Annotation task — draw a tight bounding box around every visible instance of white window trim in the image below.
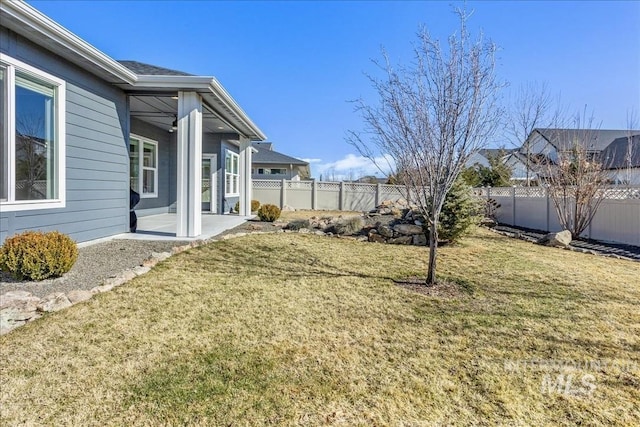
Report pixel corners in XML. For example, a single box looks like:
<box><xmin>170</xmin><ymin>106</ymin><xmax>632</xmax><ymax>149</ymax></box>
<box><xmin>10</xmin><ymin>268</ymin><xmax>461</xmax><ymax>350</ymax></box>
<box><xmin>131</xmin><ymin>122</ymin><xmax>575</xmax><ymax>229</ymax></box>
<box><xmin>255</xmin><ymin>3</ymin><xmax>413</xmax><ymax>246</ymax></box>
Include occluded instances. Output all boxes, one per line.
<box><xmin>130</xmin><ymin>134</ymin><xmax>158</xmax><ymax>198</ymax></box>
<box><xmin>225</xmin><ymin>149</ymin><xmax>239</xmax><ymax>197</ymax></box>
<box><xmin>0</xmin><ymin>53</ymin><xmax>66</xmax><ymax>212</ymax></box>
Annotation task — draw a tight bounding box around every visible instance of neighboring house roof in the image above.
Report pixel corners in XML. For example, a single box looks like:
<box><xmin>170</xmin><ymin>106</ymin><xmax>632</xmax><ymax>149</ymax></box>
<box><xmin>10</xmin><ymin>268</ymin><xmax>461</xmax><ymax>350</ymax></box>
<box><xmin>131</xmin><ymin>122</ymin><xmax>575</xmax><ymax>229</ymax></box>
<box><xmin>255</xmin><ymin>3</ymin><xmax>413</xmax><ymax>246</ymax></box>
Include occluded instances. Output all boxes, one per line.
<box><xmin>532</xmin><ymin>128</ymin><xmax>640</xmax><ymax>152</ymax></box>
<box><xmin>600</xmin><ymin>134</ymin><xmax>640</xmax><ymax>169</ymax></box>
<box><xmin>479</xmin><ymin>148</ymin><xmax>512</xmax><ymax>159</ymax></box>
<box><xmin>252</xmin><ymin>143</ymin><xmax>309</xmax><ymax>166</ymax></box>
<box><xmin>118</xmin><ymin>60</ymin><xmax>193</xmax><ymax>76</ymax></box>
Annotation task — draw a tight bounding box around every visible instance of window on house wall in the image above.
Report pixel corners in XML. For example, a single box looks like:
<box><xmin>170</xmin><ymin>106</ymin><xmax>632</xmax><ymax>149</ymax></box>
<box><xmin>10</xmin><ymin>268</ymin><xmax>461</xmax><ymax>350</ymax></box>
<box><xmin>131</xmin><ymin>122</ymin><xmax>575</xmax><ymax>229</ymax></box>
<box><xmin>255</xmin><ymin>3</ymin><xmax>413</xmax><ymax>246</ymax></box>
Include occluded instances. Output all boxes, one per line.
<box><xmin>225</xmin><ymin>150</ymin><xmax>239</xmax><ymax>196</ymax></box>
<box><xmin>129</xmin><ymin>135</ymin><xmax>157</xmax><ymax>198</ymax></box>
<box><xmin>0</xmin><ymin>54</ymin><xmax>66</xmax><ymax>211</ymax></box>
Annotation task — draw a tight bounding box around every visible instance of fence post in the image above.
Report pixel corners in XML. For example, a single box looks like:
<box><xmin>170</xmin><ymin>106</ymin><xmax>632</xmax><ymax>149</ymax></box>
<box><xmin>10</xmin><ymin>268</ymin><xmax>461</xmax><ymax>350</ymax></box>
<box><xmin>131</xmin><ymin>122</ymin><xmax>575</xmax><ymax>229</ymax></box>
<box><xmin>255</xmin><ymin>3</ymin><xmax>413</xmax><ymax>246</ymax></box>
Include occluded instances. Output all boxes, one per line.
<box><xmin>280</xmin><ymin>179</ymin><xmax>286</xmax><ymax>209</ymax></box>
<box><xmin>545</xmin><ymin>186</ymin><xmax>550</xmax><ymax>232</ymax></box>
<box><xmin>512</xmin><ymin>187</ymin><xmax>516</xmax><ymax>226</ymax></box>
<box><xmin>376</xmin><ymin>183</ymin><xmax>381</xmax><ymax>207</ymax></box>
<box><xmin>312</xmin><ymin>180</ymin><xmax>317</xmax><ymax>210</ymax></box>
<box><xmin>339</xmin><ymin>181</ymin><xmax>345</xmax><ymax>211</ymax></box>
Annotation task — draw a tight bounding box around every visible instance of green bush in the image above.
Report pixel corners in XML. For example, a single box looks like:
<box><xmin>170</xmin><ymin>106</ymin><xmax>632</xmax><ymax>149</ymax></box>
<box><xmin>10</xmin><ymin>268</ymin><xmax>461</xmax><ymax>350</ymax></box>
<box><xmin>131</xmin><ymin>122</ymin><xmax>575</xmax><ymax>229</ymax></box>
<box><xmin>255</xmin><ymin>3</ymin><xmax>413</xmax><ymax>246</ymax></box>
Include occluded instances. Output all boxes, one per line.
<box><xmin>333</xmin><ymin>216</ymin><xmax>364</xmax><ymax>235</ymax></box>
<box><xmin>234</xmin><ymin>200</ymin><xmax>261</xmax><ymax>213</ymax></box>
<box><xmin>257</xmin><ymin>204</ymin><xmax>281</xmax><ymax>222</ymax></box>
<box><xmin>0</xmin><ymin>231</ymin><xmax>78</xmax><ymax>281</ymax></box>
<box><xmin>438</xmin><ymin>178</ymin><xmax>482</xmax><ymax>242</ymax></box>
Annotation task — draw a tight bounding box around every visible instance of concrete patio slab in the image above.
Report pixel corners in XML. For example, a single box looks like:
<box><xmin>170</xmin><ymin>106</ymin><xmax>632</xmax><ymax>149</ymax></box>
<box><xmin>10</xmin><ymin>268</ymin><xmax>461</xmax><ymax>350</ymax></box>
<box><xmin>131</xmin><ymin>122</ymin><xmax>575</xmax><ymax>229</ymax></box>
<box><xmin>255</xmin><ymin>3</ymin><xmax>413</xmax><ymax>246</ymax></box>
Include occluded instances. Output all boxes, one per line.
<box><xmin>115</xmin><ymin>213</ymin><xmax>251</xmax><ymax>242</ymax></box>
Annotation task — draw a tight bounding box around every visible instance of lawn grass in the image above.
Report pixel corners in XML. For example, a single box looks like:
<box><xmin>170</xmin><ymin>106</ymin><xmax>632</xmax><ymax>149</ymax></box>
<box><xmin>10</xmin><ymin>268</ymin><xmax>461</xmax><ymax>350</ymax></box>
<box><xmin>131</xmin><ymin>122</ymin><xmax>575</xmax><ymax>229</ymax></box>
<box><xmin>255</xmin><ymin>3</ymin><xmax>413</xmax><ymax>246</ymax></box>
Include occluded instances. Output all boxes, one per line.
<box><xmin>0</xmin><ymin>228</ymin><xmax>638</xmax><ymax>425</ymax></box>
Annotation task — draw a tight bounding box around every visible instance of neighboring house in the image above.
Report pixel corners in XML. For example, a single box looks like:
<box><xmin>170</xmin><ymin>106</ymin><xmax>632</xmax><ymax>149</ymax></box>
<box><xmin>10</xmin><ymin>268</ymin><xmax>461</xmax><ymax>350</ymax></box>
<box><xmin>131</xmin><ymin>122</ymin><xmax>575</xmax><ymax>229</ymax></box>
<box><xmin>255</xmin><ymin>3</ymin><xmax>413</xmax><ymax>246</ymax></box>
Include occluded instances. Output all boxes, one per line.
<box><xmin>465</xmin><ymin>148</ymin><xmax>505</xmax><ymax>169</ymax></box>
<box><xmin>251</xmin><ymin>142</ymin><xmax>309</xmax><ymax>181</ymax></box>
<box><xmin>600</xmin><ymin>134</ymin><xmax>640</xmax><ymax>185</ymax></box>
<box><xmin>520</xmin><ymin>128</ymin><xmax>640</xmax><ymax>184</ymax></box>
<box><xmin>0</xmin><ymin>1</ymin><xmax>265</xmax><ymax>244</ymax></box>
<box><xmin>503</xmin><ymin>150</ymin><xmax>544</xmax><ymax>185</ymax></box>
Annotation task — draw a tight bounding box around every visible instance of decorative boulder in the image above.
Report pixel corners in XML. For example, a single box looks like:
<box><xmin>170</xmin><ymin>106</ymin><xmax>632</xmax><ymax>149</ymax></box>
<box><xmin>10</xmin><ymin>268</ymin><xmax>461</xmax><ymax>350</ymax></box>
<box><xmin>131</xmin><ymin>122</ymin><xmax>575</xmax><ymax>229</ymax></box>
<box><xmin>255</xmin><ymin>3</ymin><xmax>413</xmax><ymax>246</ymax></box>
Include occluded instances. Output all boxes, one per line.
<box><xmin>378</xmin><ymin>225</ymin><xmax>394</xmax><ymax>238</ymax></box>
<box><xmin>393</xmin><ymin>224</ymin><xmax>423</xmax><ymax>236</ymax></box>
<box><xmin>37</xmin><ymin>293</ymin><xmax>72</xmax><ymax>313</ymax></box>
<box><xmin>537</xmin><ymin>230</ymin><xmax>572</xmax><ymax>247</ymax></box>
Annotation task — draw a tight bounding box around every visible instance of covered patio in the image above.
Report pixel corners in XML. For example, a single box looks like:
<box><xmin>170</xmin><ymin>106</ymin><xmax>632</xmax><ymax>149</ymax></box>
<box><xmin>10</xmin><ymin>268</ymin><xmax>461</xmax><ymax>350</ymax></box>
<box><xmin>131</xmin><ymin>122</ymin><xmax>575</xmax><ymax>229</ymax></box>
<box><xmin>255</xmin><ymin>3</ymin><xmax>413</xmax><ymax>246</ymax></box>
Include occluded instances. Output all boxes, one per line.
<box><xmin>118</xmin><ymin>61</ymin><xmax>266</xmax><ymax>239</ymax></box>
<box><xmin>115</xmin><ymin>213</ymin><xmax>250</xmax><ymax>242</ymax></box>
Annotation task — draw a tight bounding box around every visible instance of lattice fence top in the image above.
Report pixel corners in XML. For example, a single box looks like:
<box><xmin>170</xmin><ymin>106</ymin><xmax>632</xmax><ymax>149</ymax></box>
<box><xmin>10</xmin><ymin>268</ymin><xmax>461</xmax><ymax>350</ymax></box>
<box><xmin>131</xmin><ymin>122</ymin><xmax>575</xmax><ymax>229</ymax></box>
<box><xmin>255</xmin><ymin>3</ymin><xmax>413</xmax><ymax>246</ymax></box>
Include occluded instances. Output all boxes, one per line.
<box><xmin>487</xmin><ymin>187</ymin><xmax>512</xmax><ymax>197</ymax></box>
<box><xmin>344</xmin><ymin>183</ymin><xmax>377</xmax><ymax>193</ymax></box>
<box><xmin>480</xmin><ymin>186</ymin><xmax>640</xmax><ymax>200</ymax></box>
<box><xmin>514</xmin><ymin>187</ymin><xmax>546</xmax><ymax>198</ymax></box>
<box><xmin>286</xmin><ymin>181</ymin><xmax>313</xmax><ymax>190</ymax></box>
<box><xmin>602</xmin><ymin>187</ymin><xmax>640</xmax><ymax>200</ymax></box>
<box><xmin>253</xmin><ymin>180</ymin><xmax>282</xmax><ymax>189</ymax></box>
<box><xmin>317</xmin><ymin>182</ymin><xmax>341</xmax><ymax>191</ymax></box>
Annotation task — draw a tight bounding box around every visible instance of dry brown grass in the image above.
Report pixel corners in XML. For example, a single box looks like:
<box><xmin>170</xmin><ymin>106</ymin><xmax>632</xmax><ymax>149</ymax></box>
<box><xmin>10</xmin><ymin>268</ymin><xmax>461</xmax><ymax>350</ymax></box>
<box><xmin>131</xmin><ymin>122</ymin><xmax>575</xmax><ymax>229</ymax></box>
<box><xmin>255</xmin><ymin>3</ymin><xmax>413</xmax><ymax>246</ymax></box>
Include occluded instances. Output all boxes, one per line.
<box><xmin>0</xmin><ymin>229</ymin><xmax>638</xmax><ymax>425</ymax></box>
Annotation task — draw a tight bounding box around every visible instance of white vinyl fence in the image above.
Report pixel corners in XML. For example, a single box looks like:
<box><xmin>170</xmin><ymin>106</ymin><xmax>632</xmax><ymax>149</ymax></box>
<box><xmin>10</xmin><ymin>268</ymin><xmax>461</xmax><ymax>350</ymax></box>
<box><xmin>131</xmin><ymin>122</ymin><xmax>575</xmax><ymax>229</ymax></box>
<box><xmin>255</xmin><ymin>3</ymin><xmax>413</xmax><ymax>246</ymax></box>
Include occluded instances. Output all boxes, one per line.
<box><xmin>253</xmin><ymin>180</ymin><xmax>640</xmax><ymax>247</ymax></box>
<box><xmin>252</xmin><ymin>179</ymin><xmax>406</xmax><ymax>213</ymax></box>
<box><xmin>475</xmin><ymin>186</ymin><xmax>640</xmax><ymax>246</ymax></box>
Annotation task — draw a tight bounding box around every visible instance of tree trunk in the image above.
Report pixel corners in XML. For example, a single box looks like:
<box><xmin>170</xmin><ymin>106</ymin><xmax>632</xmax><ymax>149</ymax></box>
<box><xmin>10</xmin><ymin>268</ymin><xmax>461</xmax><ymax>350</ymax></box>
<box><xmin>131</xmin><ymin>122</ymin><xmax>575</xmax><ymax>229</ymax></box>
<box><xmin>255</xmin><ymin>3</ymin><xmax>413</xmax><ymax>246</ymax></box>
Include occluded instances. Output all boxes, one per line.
<box><xmin>427</xmin><ymin>217</ymin><xmax>438</xmax><ymax>285</ymax></box>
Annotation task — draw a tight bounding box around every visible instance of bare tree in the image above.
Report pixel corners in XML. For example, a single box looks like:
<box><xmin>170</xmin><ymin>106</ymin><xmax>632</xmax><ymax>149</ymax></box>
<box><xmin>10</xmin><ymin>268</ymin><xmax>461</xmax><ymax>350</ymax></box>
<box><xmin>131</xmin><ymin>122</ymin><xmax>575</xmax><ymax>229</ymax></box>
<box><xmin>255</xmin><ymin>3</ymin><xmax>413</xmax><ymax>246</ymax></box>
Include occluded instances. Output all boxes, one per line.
<box><xmin>505</xmin><ymin>82</ymin><xmax>555</xmax><ymax>186</ymax></box>
<box><xmin>622</xmin><ymin>109</ymin><xmax>638</xmax><ymax>186</ymax></box>
<box><xmin>544</xmin><ymin>113</ymin><xmax>611</xmax><ymax>238</ymax></box>
<box><xmin>348</xmin><ymin>8</ymin><xmax>502</xmax><ymax>285</ymax></box>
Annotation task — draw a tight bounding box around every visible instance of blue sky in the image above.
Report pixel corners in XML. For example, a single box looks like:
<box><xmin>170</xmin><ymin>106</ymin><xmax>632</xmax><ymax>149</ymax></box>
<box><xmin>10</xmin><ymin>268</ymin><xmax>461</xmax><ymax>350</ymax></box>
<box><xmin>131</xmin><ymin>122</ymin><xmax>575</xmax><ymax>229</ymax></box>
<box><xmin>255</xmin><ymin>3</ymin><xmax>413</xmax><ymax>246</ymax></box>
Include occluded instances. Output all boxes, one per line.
<box><xmin>29</xmin><ymin>1</ymin><xmax>640</xmax><ymax>179</ymax></box>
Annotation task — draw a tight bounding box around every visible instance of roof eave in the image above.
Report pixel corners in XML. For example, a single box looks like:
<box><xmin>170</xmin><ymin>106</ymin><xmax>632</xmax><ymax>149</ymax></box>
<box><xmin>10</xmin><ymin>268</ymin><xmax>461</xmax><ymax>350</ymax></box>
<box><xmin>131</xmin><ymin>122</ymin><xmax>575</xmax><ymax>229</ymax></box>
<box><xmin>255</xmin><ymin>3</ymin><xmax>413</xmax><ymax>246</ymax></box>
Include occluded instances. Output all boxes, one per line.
<box><xmin>0</xmin><ymin>1</ymin><xmax>137</xmax><ymax>84</ymax></box>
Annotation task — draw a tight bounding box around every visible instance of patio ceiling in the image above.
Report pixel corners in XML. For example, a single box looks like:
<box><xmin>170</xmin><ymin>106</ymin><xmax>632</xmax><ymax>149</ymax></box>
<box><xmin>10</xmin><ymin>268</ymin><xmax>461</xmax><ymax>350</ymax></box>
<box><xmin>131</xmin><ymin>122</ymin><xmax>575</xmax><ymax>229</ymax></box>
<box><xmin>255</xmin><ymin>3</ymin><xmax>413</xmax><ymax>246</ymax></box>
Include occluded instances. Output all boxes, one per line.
<box><xmin>129</xmin><ymin>94</ymin><xmax>237</xmax><ymax>135</ymax></box>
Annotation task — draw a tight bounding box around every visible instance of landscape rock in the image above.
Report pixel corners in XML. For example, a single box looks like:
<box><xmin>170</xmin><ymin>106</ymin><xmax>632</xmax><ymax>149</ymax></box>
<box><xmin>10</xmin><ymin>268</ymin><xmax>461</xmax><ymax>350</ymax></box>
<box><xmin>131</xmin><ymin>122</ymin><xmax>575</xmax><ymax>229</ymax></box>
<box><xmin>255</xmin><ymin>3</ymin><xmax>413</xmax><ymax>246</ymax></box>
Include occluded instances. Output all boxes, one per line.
<box><xmin>393</xmin><ymin>224</ymin><xmax>424</xmax><ymax>236</ymax></box>
<box><xmin>151</xmin><ymin>251</ymin><xmax>171</xmax><ymax>262</ymax></box>
<box><xmin>413</xmin><ymin>234</ymin><xmax>428</xmax><ymax>246</ymax></box>
<box><xmin>37</xmin><ymin>293</ymin><xmax>72</xmax><ymax>313</ymax></box>
<box><xmin>480</xmin><ymin>217</ymin><xmax>497</xmax><ymax>228</ymax></box>
<box><xmin>0</xmin><ymin>291</ymin><xmax>40</xmax><ymax>310</ymax></box>
<box><xmin>389</xmin><ymin>236</ymin><xmax>413</xmax><ymax>245</ymax></box>
<box><xmin>537</xmin><ymin>230</ymin><xmax>572</xmax><ymax>247</ymax></box>
<box><xmin>282</xmin><ymin>205</ymin><xmax>296</xmax><ymax>211</ymax></box>
<box><xmin>67</xmin><ymin>290</ymin><xmax>93</xmax><ymax>304</ymax></box>
<box><xmin>369</xmin><ymin>233</ymin><xmax>386</xmax><ymax>244</ymax></box>
<box><xmin>378</xmin><ymin>225</ymin><xmax>394</xmax><ymax>238</ymax></box>
<box><xmin>0</xmin><ymin>291</ymin><xmax>41</xmax><ymax>333</ymax></box>
<box><xmin>132</xmin><ymin>266</ymin><xmax>151</xmax><ymax>276</ymax></box>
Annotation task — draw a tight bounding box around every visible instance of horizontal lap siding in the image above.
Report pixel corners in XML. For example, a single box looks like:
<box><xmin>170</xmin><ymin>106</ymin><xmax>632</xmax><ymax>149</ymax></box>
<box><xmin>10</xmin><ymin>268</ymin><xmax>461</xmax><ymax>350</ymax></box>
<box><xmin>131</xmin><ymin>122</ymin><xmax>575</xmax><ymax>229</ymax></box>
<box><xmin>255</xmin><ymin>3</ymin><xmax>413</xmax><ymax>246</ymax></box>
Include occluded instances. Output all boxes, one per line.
<box><xmin>0</xmin><ymin>30</ymin><xmax>129</xmax><ymax>244</ymax></box>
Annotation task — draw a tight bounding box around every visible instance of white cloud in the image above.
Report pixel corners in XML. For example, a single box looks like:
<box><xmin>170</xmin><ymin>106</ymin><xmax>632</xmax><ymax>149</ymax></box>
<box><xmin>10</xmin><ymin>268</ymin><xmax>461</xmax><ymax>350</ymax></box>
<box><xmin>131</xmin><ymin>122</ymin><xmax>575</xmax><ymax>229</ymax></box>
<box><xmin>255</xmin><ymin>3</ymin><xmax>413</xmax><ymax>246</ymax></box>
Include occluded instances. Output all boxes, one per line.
<box><xmin>311</xmin><ymin>153</ymin><xmax>395</xmax><ymax>181</ymax></box>
<box><xmin>301</xmin><ymin>158</ymin><xmax>323</xmax><ymax>164</ymax></box>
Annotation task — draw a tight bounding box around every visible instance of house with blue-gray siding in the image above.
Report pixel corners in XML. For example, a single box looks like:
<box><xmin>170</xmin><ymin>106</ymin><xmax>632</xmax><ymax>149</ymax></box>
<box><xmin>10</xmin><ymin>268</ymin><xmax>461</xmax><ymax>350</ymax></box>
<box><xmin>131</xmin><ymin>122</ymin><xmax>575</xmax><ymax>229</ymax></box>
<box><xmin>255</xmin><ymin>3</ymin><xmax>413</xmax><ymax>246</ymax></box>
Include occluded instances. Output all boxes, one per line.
<box><xmin>0</xmin><ymin>1</ymin><xmax>265</xmax><ymax>244</ymax></box>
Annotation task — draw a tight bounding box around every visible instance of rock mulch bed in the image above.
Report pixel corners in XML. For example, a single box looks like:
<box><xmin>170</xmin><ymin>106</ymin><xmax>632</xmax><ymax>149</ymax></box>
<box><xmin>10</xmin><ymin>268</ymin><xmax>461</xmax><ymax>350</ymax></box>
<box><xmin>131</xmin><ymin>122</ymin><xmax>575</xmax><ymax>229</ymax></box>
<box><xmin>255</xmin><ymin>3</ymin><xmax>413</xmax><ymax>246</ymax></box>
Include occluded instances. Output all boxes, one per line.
<box><xmin>490</xmin><ymin>225</ymin><xmax>640</xmax><ymax>262</ymax></box>
<box><xmin>0</xmin><ymin>239</ymin><xmax>192</xmax><ymax>335</ymax></box>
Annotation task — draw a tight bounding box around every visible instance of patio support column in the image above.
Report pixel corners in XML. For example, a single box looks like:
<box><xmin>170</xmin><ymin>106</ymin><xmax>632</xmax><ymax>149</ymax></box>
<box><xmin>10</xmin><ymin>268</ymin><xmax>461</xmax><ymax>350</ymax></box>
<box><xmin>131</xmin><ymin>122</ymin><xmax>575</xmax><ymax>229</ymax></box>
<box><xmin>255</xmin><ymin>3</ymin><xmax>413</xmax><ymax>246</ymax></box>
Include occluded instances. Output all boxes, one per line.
<box><xmin>176</xmin><ymin>91</ymin><xmax>202</xmax><ymax>237</ymax></box>
<box><xmin>238</xmin><ymin>137</ymin><xmax>253</xmax><ymax>216</ymax></box>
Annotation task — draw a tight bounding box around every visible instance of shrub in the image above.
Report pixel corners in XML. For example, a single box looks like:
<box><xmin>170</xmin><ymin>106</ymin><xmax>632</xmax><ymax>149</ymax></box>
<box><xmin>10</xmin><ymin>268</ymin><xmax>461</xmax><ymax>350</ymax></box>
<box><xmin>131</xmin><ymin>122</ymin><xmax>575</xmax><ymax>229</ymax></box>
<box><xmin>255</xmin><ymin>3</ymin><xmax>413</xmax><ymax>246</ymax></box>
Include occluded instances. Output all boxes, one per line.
<box><xmin>257</xmin><ymin>204</ymin><xmax>281</xmax><ymax>222</ymax></box>
<box><xmin>0</xmin><ymin>231</ymin><xmax>78</xmax><ymax>281</ymax></box>
<box><xmin>287</xmin><ymin>219</ymin><xmax>310</xmax><ymax>231</ymax></box>
<box><xmin>332</xmin><ymin>216</ymin><xmax>364</xmax><ymax>235</ymax></box>
<box><xmin>234</xmin><ymin>200</ymin><xmax>261</xmax><ymax>213</ymax></box>
<box><xmin>437</xmin><ymin>178</ymin><xmax>482</xmax><ymax>243</ymax></box>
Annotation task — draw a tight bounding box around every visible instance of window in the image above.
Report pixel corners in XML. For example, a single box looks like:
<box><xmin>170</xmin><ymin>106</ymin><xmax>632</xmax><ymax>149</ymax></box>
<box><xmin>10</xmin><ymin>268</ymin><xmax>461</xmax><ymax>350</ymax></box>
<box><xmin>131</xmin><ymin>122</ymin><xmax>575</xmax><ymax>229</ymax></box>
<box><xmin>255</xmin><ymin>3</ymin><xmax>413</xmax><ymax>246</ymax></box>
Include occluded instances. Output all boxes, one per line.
<box><xmin>0</xmin><ymin>54</ymin><xmax>66</xmax><ymax>211</ymax></box>
<box><xmin>225</xmin><ymin>150</ymin><xmax>239</xmax><ymax>196</ymax></box>
<box><xmin>257</xmin><ymin>168</ymin><xmax>286</xmax><ymax>175</ymax></box>
<box><xmin>129</xmin><ymin>135</ymin><xmax>157</xmax><ymax>198</ymax></box>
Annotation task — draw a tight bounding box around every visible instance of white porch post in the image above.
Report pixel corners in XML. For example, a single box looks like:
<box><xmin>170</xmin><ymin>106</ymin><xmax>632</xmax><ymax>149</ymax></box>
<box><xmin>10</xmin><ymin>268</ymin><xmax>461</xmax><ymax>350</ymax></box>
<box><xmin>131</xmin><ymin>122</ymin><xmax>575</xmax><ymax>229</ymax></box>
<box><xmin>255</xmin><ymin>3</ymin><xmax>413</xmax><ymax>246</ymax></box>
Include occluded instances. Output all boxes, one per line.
<box><xmin>176</xmin><ymin>91</ymin><xmax>202</xmax><ymax>237</ymax></box>
<box><xmin>239</xmin><ymin>137</ymin><xmax>253</xmax><ymax>216</ymax></box>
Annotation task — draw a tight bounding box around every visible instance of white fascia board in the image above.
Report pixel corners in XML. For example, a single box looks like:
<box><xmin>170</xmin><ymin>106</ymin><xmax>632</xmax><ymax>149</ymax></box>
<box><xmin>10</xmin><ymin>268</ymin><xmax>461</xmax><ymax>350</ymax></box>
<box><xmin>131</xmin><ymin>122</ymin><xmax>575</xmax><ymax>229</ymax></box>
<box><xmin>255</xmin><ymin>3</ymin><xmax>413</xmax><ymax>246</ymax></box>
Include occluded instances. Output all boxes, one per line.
<box><xmin>0</xmin><ymin>1</ymin><xmax>137</xmax><ymax>84</ymax></box>
<box><xmin>132</xmin><ymin>75</ymin><xmax>214</xmax><ymax>89</ymax></box>
<box><xmin>208</xmin><ymin>77</ymin><xmax>267</xmax><ymax>141</ymax></box>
